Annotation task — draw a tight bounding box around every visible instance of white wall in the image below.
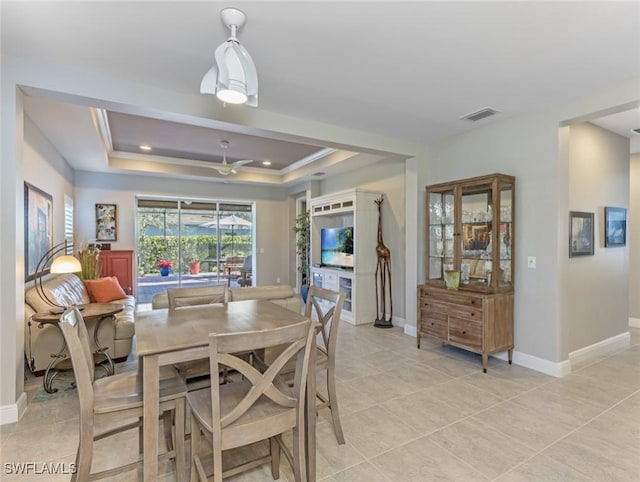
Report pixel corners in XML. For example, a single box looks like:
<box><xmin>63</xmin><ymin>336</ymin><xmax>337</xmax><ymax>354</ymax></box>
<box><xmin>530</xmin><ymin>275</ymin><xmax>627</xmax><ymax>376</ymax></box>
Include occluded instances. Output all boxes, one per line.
<box><xmin>318</xmin><ymin>158</ymin><xmax>406</xmax><ymax>321</ymax></box>
<box><xmin>630</xmin><ymin>153</ymin><xmax>640</xmax><ymax>321</ymax></box>
<box><xmin>567</xmin><ymin>123</ymin><xmax>629</xmax><ymax>351</ymax></box>
<box><xmin>74</xmin><ymin>171</ymin><xmax>292</xmax><ymax>287</ymax></box>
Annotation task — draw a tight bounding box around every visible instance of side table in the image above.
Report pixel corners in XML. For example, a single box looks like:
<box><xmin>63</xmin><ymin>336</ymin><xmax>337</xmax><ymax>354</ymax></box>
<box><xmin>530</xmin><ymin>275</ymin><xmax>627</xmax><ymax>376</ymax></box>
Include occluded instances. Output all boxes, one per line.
<box><xmin>30</xmin><ymin>302</ymin><xmax>124</xmax><ymax>393</ymax></box>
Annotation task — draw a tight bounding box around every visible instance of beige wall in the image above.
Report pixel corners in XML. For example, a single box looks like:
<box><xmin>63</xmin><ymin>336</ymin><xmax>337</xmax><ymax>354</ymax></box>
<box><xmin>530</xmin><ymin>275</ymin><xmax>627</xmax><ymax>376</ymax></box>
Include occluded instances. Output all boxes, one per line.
<box><xmin>73</xmin><ymin>171</ymin><xmax>293</xmax><ymax>287</ymax></box>
<box><xmin>24</xmin><ymin>116</ymin><xmax>75</xmax><ymax>254</ymax></box>
<box><xmin>417</xmin><ymin>77</ymin><xmax>639</xmax><ymax>373</ymax></box>
<box><xmin>317</xmin><ymin>158</ymin><xmax>407</xmax><ymax>321</ymax></box>
<box><xmin>425</xmin><ymin>111</ymin><xmax>564</xmax><ymax>364</ymax></box>
<box><xmin>567</xmin><ymin>123</ymin><xmax>629</xmax><ymax>351</ymax></box>
<box><xmin>1</xmin><ymin>53</ymin><xmax>426</xmax><ymax>421</ymax></box>
<box><xmin>630</xmin><ymin>153</ymin><xmax>640</xmax><ymax>321</ymax></box>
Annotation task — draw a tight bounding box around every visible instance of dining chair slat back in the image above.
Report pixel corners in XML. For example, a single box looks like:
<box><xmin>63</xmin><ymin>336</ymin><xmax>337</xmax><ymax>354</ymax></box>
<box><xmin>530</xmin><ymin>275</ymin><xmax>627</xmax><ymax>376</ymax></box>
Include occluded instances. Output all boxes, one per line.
<box><xmin>187</xmin><ymin>319</ymin><xmax>315</xmax><ymax>482</ymax></box>
<box><xmin>168</xmin><ymin>285</ymin><xmax>231</xmax><ymax>388</ymax></box>
<box><xmin>167</xmin><ymin>285</ymin><xmax>229</xmax><ymax>309</ymax></box>
<box><xmin>58</xmin><ymin>307</ymin><xmax>187</xmax><ymax>481</ymax></box>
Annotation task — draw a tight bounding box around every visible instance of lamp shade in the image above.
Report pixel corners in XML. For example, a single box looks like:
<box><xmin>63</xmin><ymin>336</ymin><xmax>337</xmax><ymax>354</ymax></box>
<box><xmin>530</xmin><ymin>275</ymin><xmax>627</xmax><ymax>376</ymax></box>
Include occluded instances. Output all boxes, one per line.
<box><xmin>50</xmin><ymin>255</ymin><xmax>82</xmax><ymax>274</ymax></box>
<box><xmin>201</xmin><ymin>40</ymin><xmax>258</xmax><ymax>106</ymax></box>
<box><xmin>200</xmin><ymin>8</ymin><xmax>258</xmax><ymax>107</ymax></box>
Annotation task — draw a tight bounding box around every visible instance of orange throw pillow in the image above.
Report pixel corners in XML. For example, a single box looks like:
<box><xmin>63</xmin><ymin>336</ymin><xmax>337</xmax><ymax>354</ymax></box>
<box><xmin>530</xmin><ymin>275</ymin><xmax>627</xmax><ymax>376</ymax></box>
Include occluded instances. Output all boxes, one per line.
<box><xmin>84</xmin><ymin>277</ymin><xmax>127</xmax><ymax>303</ymax></box>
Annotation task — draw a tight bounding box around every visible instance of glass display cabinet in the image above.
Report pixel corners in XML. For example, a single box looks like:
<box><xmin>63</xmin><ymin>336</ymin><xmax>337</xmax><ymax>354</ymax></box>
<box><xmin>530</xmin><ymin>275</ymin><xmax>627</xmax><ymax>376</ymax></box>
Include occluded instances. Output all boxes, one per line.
<box><xmin>419</xmin><ymin>173</ymin><xmax>515</xmax><ymax>372</ymax></box>
<box><xmin>427</xmin><ymin>173</ymin><xmax>515</xmax><ymax>292</ymax></box>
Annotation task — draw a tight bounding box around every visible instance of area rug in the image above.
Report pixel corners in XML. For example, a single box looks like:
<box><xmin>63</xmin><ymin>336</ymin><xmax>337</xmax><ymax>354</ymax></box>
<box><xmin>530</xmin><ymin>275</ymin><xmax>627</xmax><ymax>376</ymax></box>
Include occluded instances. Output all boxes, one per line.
<box><xmin>30</xmin><ymin>362</ymin><xmax>131</xmax><ymax>403</ymax></box>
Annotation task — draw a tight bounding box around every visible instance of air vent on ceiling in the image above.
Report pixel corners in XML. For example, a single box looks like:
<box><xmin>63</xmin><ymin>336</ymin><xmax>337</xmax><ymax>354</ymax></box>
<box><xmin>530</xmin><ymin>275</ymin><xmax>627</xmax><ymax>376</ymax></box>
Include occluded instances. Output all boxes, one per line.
<box><xmin>632</xmin><ymin>128</ymin><xmax>640</xmax><ymax>135</ymax></box>
<box><xmin>460</xmin><ymin>107</ymin><xmax>501</xmax><ymax>122</ymax></box>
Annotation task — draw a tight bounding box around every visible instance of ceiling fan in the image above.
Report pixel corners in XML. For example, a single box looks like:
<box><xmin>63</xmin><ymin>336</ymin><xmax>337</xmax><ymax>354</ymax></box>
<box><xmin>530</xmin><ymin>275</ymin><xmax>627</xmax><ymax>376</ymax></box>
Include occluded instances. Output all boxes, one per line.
<box><xmin>209</xmin><ymin>140</ymin><xmax>253</xmax><ymax>175</ymax></box>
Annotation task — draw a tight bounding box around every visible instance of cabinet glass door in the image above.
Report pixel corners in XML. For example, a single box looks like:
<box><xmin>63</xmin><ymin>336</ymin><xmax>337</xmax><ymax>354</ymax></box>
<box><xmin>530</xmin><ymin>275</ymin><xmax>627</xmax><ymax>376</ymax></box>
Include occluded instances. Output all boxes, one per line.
<box><xmin>428</xmin><ymin>191</ymin><xmax>454</xmax><ymax>280</ymax></box>
<box><xmin>460</xmin><ymin>187</ymin><xmax>492</xmax><ymax>287</ymax></box>
<box><xmin>312</xmin><ymin>271</ymin><xmax>323</xmax><ymax>288</ymax></box>
<box><xmin>498</xmin><ymin>181</ymin><xmax>514</xmax><ymax>288</ymax></box>
<box><xmin>339</xmin><ymin>276</ymin><xmax>353</xmax><ymax>312</ymax></box>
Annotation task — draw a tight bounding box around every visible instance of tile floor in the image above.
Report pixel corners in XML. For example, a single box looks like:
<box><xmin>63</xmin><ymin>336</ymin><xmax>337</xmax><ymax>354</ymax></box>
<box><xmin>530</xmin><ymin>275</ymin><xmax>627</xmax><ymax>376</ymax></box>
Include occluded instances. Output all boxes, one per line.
<box><xmin>1</xmin><ymin>323</ymin><xmax>639</xmax><ymax>481</ymax></box>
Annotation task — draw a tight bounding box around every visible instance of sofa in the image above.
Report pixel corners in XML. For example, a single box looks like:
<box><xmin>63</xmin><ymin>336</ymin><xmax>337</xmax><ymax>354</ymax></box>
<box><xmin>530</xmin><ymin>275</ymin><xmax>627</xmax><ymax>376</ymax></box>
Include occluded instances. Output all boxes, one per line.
<box><xmin>151</xmin><ymin>284</ymin><xmax>301</xmax><ymax>313</ymax></box>
<box><xmin>24</xmin><ymin>273</ymin><xmax>136</xmax><ymax>374</ymax></box>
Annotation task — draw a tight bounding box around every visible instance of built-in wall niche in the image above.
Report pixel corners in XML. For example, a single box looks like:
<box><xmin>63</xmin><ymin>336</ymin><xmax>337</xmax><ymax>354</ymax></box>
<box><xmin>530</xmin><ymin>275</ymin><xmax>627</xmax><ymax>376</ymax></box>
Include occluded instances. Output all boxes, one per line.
<box><xmin>309</xmin><ymin>189</ymin><xmax>380</xmax><ymax>325</ymax></box>
<box><xmin>310</xmin><ymin>213</ymin><xmax>354</xmax><ymax>267</ymax></box>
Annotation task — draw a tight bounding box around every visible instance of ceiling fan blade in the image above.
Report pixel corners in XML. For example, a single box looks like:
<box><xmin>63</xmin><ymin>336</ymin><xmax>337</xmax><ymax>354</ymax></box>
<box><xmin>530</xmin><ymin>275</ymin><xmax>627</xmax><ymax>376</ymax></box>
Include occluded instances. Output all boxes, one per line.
<box><xmin>232</xmin><ymin>159</ymin><xmax>253</xmax><ymax>167</ymax></box>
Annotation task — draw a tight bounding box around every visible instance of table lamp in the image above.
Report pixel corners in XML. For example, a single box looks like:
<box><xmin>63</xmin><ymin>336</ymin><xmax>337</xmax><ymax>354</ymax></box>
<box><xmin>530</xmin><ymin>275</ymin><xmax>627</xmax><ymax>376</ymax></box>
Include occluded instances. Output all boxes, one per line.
<box><xmin>34</xmin><ymin>240</ymin><xmax>82</xmax><ymax>314</ymax></box>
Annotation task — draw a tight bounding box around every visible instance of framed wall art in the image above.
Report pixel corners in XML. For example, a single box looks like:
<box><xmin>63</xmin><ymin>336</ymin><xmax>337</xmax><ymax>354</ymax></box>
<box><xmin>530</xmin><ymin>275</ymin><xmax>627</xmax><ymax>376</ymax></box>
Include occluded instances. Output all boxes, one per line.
<box><xmin>604</xmin><ymin>206</ymin><xmax>626</xmax><ymax>247</ymax></box>
<box><xmin>569</xmin><ymin>211</ymin><xmax>594</xmax><ymax>258</ymax></box>
<box><xmin>24</xmin><ymin>182</ymin><xmax>53</xmax><ymax>281</ymax></box>
<box><xmin>96</xmin><ymin>203</ymin><xmax>117</xmax><ymax>241</ymax></box>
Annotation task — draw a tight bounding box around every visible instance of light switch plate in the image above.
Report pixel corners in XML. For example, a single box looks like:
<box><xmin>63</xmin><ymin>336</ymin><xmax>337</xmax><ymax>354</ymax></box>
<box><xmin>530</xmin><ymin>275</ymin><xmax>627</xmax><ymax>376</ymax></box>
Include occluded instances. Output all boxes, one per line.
<box><xmin>527</xmin><ymin>256</ymin><xmax>536</xmax><ymax>269</ymax></box>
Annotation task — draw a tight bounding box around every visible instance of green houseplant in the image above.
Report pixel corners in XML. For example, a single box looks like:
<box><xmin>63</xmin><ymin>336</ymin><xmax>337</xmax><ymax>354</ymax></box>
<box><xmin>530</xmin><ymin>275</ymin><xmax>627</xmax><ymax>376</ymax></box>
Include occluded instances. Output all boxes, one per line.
<box><xmin>292</xmin><ymin>211</ymin><xmax>311</xmax><ymax>301</ymax></box>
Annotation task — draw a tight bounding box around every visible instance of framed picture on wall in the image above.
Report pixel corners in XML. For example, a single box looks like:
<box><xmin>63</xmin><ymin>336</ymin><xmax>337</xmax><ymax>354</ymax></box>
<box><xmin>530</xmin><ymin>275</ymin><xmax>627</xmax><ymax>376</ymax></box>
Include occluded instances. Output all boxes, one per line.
<box><xmin>604</xmin><ymin>207</ymin><xmax>626</xmax><ymax>247</ymax></box>
<box><xmin>569</xmin><ymin>211</ymin><xmax>594</xmax><ymax>257</ymax></box>
<box><xmin>24</xmin><ymin>182</ymin><xmax>53</xmax><ymax>281</ymax></box>
<box><xmin>96</xmin><ymin>203</ymin><xmax>117</xmax><ymax>241</ymax></box>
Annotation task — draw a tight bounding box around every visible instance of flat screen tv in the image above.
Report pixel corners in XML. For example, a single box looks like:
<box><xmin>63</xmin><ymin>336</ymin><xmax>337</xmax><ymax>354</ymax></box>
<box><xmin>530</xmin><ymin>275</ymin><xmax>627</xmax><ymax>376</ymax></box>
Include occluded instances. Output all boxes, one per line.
<box><xmin>321</xmin><ymin>227</ymin><xmax>354</xmax><ymax>268</ymax></box>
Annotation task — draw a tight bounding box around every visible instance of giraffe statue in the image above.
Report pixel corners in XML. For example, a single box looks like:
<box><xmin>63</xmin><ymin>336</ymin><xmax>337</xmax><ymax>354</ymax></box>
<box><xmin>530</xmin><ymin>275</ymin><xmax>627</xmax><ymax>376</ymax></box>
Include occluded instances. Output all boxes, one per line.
<box><xmin>374</xmin><ymin>197</ymin><xmax>393</xmax><ymax>328</ymax></box>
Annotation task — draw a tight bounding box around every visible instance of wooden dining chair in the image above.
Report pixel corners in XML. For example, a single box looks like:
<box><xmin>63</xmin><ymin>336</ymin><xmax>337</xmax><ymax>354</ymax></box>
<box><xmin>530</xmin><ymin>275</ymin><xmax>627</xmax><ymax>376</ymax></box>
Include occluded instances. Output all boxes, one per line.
<box><xmin>304</xmin><ymin>286</ymin><xmax>346</xmax><ymax>444</ymax></box>
<box><xmin>188</xmin><ymin>319</ymin><xmax>315</xmax><ymax>482</ymax></box>
<box><xmin>58</xmin><ymin>307</ymin><xmax>187</xmax><ymax>481</ymax></box>
<box><xmin>167</xmin><ymin>284</ymin><xmax>230</xmax><ymax>309</ymax></box>
<box><xmin>168</xmin><ymin>285</ymin><xmax>231</xmax><ymax>387</ymax></box>
<box><xmin>262</xmin><ymin>286</ymin><xmax>346</xmax><ymax>445</ymax></box>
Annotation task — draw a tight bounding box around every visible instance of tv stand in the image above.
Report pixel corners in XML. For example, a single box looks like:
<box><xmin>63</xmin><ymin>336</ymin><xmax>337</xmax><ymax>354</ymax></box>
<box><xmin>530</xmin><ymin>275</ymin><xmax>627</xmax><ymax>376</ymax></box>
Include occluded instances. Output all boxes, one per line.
<box><xmin>309</xmin><ymin>189</ymin><xmax>381</xmax><ymax>325</ymax></box>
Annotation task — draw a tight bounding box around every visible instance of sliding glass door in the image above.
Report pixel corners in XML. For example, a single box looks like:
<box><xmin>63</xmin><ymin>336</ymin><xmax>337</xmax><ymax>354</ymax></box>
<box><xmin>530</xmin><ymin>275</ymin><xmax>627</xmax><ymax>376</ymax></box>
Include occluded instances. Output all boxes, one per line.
<box><xmin>136</xmin><ymin>199</ymin><xmax>253</xmax><ymax>304</ymax></box>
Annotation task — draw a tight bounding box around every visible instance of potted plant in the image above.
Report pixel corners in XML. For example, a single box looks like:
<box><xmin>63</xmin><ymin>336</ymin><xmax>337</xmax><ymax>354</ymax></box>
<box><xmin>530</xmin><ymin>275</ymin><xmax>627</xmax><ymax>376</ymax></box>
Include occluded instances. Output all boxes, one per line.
<box><xmin>292</xmin><ymin>211</ymin><xmax>311</xmax><ymax>302</ymax></box>
<box><xmin>188</xmin><ymin>260</ymin><xmax>201</xmax><ymax>275</ymax></box>
<box><xmin>157</xmin><ymin>259</ymin><xmax>173</xmax><ymax>276</ymax></box>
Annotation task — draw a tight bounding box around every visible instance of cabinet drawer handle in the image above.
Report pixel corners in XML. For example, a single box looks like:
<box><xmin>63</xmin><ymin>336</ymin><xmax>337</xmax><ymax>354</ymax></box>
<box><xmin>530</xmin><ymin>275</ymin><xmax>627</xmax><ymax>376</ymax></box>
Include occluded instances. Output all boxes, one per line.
<box><xmin>431</xmin><ymin>322</ymin><xmax>435</xmax><ymax>326</ymax></box>
<box><xmin>462</xmin><ymin>331</ymin><xmax>467</xmax><ymax>335</ymax></box>
<box><xmin>471</xmin><ymin>313</ymin><xmax>474</xmax><ymax>316</ymax></box>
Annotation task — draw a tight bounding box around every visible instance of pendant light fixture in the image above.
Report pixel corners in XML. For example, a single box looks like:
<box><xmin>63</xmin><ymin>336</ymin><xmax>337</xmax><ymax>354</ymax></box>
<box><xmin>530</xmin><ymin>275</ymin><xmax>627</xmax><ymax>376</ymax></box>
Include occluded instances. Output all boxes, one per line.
<box><xmin>200</xmin><ymin>8</ymin><xmax>258</xmax><ymax>106</ymax></box>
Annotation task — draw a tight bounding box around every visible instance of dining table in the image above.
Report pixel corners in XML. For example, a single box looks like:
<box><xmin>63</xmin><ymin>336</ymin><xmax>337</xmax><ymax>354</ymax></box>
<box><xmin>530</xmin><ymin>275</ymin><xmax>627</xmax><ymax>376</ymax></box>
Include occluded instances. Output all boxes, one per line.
<box><xmin>135</xmin><ymin>299</ymin><xmax>316</xmax><ymax>481</ymax></box>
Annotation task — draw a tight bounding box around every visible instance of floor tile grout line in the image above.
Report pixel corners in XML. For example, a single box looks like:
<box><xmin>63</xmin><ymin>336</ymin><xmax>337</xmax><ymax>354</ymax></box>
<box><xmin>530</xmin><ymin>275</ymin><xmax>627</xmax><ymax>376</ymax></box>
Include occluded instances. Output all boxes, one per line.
<box><xmin>487</xmin><ymin>385</ymin><xmax>640</xmax><ymax>481</ymax></box>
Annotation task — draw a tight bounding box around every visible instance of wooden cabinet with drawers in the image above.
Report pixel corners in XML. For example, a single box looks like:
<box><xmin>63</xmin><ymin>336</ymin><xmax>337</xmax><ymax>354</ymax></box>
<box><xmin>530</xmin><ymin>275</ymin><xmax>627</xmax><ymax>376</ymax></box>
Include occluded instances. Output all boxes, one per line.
<box><xmin>420</xmin><ymin>173</ymin><xmax>515</xmax><ymax>372</ymax></box>
<box><xmin>418</xmin><ymin>285</ymin><xmax>513</xmax><ymax>372</ymax></box>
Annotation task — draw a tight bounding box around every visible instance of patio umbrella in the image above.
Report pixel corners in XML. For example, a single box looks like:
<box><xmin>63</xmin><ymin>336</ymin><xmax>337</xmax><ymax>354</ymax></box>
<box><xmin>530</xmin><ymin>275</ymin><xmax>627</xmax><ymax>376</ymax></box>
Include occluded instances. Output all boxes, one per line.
<box><xmin>200</xmin><ymin>214</ymin><xmax>252</xmax><ymax>256</ymax></box>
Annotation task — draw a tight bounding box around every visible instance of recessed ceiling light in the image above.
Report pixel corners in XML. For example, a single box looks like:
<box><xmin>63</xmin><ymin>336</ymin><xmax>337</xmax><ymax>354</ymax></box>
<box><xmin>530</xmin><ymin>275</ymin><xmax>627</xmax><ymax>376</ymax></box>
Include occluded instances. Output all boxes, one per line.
<box><xmin>262</xmin><ymin>161</ymin><xmax>272</xmax><ymax>166</ymax></box>
<box><xmin>140</xmin><ymin>145</ymin><xmax>152</xmax><ymax>151</ymax></box>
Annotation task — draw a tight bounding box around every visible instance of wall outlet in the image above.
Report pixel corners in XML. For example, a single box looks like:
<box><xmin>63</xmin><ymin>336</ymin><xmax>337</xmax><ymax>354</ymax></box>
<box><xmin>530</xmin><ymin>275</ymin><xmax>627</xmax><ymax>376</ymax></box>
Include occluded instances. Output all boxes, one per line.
<box><xmin>527</xmin><ymin>256</ymin><xmax>536</xmax><ymax>269</ymax></box>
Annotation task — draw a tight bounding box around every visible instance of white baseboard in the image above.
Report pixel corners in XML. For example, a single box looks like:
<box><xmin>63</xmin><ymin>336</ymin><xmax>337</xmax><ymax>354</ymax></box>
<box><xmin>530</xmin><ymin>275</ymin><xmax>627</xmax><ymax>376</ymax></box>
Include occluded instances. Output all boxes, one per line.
<box><xmin>0</xmin><ymin>392</ymin><xmax>27</xmax><ymax>425</ymax></box>
<box><xmin>629</xmin><ymin>317</ymin><xmax>640</xmax><ymax>328</ymax></box>
<box><xmin>569</xmin><ymin>332</ymin><xmax>631</xmax><ymax>369</ymax></box>
<box><xmin>391</xmin><ymin>315</ymin><xmax>406</xmax><ymax>327</ymax></box>
<box><xmin>494</xmin><ymin>350</ymin><xmax>572</xmax><ymax>378</ymax></box>
<box><xmin>404</xmin><ymin>324</ymin><xmax>417</xmax><ymax>337</ymax></box>
<box><xmin>404</xmin><ymin>326</ymin><xmax>569</xmax><ymax>377</ymax></box>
